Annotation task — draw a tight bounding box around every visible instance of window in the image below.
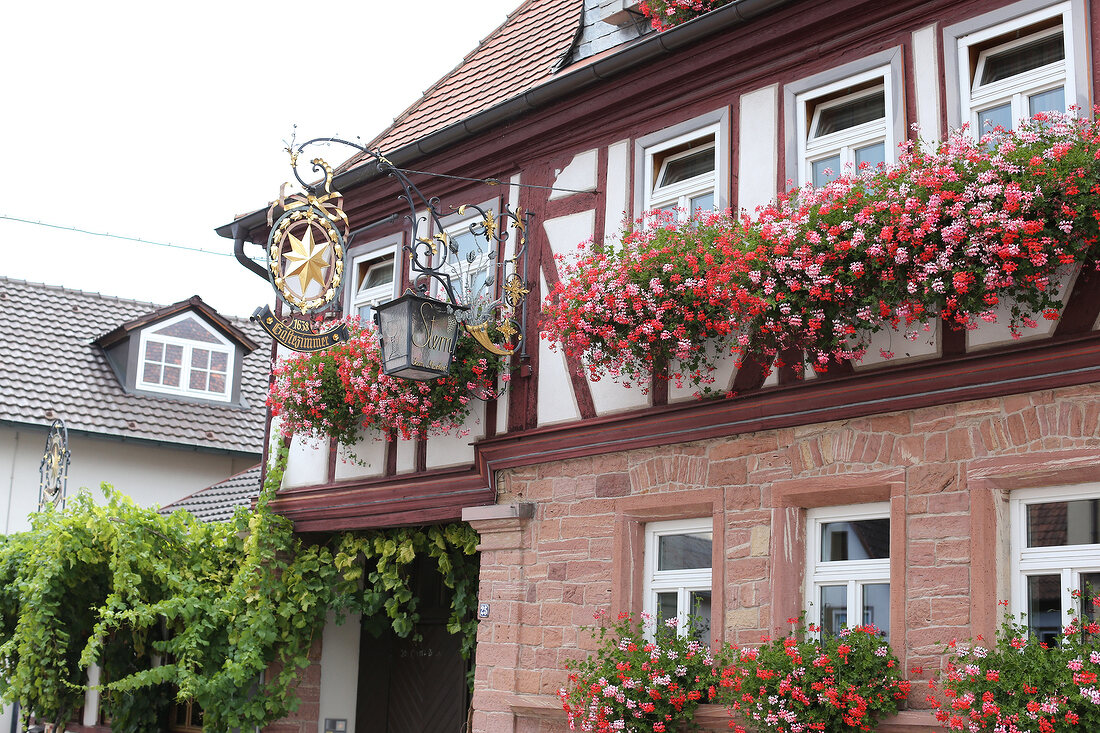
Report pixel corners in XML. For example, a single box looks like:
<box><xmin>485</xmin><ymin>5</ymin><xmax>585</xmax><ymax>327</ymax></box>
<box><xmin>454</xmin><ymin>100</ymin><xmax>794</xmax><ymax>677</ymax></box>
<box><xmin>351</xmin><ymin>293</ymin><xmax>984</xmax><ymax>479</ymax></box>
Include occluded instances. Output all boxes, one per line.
<box><xmin>137</xmin><ymin>313</ymin><xmax>233</xmax><ymax>401</ymax></box>
<box><xmin>170</xmin><ymin>699</ymin><xmax>204</xmax><ymax>732</ymax></box>
<box><xmin>643</xmin><ymin>518</ymin><xmax>713</xmax><ymax>639</ymax></box>
<box><xmin>806</xmin><ymin>503</ymin><xmax>891</xmax><ymax>639</ymax></box>
<box><xmin>796</xmin><ymin>68</ymin><xmax>893</xmax><ymax>187</ymax></box>
<box><xmin>438</xmin><ymin>215</ymin><xmax>496</xmax><ymax>305</ymax></box>
<box><xmin>1011</xmin><ymin>486</ymin><xmax>1100</xmax><ymax>644</ymax></box>
<box><xmin>951</xmin><ymin>2</ymin><xmax>1080</xmax><ymax>134</ymax></box>
<box><xmin>350</xmin><ymin>247</ymin><xmax>397</xmax><ymax>323</ymax></box>
<box><xmin>644</xmin><ymin>130</ymin><xmax>718</xmax><ymax>219</ymax></box>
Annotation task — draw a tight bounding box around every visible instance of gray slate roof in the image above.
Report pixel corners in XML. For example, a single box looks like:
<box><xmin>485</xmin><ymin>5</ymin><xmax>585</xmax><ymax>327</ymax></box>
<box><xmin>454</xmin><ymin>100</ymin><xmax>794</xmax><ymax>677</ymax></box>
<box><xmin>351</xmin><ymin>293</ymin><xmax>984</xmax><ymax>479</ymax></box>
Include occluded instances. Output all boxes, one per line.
<box><xmin>161</xmin><ymin>464</ymin><xmax>263</xmax><ymax>522</ymax></box>
<box><xmin>0</xmin><ymin>277</ymin><xmax>268</xmax><ymax>454</ymax></box>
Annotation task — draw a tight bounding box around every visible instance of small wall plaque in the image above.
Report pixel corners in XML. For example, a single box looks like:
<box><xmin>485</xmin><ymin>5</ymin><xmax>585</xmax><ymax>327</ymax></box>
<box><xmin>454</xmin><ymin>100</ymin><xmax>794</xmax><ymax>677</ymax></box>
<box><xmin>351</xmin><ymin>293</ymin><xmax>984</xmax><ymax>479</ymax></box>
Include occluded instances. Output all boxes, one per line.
<box><xmin>478</xmin><ymin>602</ymin><xmax>490</xmax><ymax>619</ymax></box>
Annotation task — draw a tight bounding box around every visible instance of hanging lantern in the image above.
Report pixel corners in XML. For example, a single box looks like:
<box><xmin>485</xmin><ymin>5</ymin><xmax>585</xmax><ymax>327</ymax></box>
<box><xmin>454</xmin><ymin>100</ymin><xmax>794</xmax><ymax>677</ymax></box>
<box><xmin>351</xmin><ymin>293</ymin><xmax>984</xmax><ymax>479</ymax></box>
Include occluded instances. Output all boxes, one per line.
<box><xmin>374</xmin><ymin>290</ymin><xmax>463</xmax><ymax>380</ymax></box>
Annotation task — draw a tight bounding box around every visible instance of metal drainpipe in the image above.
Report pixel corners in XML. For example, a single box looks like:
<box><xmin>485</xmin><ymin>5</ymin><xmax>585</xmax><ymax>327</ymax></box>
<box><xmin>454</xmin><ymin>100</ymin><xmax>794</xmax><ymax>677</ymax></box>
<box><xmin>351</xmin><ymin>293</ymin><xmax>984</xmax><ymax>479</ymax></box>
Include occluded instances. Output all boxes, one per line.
<box><xmin>5</xmin><ymin>430</ymin><xmax>18</xmax><ymax>536</ymax></box>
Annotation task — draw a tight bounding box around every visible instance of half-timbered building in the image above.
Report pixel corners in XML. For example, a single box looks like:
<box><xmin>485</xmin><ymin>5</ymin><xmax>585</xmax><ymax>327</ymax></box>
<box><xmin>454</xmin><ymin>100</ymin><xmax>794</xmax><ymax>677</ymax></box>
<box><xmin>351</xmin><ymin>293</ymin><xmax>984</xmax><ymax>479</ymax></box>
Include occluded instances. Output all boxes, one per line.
<box><xmin>218</xmin><ymin>0</ymin><xmax>1100</xmax><ymax>730</ymax></box>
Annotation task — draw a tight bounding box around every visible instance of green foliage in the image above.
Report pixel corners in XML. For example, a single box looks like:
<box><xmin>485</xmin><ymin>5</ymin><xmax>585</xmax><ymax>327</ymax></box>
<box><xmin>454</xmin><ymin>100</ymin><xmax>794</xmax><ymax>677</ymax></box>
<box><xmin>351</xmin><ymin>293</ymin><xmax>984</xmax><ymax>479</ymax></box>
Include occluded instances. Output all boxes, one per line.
<box><xmin>932</xmin><ymin>598</ymin><xmax>1100</xmax><ymax>732</ymax></box>
<box><xmin>561</xmin><ymin>611</ymin><xmax>732</xmax><ymax>732</ymax></box>
<box><xmin>715</xmin><ymin>622</ymin><xmax>909</xmax><ymax>733</ymax></box>
<box><xmin>0</xmin><ymin>445</ymin><xmax>480</xmax><ymax>731</ymax></box>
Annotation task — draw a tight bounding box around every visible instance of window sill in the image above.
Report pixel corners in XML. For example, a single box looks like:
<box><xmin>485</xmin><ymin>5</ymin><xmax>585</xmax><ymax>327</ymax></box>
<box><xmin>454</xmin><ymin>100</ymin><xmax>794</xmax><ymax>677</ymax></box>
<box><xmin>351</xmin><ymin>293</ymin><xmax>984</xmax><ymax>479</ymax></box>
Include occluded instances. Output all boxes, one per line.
<box><xmin>511</xmin><ymin>695</ymin><xmax>940</xmax><ymax>731</ymax></box>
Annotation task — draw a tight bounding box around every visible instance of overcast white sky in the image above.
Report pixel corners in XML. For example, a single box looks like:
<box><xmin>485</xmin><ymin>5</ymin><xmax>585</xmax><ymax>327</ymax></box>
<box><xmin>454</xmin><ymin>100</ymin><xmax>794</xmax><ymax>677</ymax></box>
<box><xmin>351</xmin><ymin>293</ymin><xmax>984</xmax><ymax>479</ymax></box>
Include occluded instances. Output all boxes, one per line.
<box><xmin>1</xmin><ymin>0</ymin><xmax>523</xmax><ymax>318</ymax></box>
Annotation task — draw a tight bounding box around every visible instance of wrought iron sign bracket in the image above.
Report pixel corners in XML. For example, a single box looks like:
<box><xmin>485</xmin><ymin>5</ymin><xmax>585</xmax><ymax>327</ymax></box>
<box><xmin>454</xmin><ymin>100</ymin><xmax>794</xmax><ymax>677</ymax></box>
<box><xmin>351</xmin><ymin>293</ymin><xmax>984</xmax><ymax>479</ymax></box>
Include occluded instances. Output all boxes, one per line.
<box><xmin>254</xmin><ymin>135</ymin><xmax>534</xmax><ymax>371</ymax></box>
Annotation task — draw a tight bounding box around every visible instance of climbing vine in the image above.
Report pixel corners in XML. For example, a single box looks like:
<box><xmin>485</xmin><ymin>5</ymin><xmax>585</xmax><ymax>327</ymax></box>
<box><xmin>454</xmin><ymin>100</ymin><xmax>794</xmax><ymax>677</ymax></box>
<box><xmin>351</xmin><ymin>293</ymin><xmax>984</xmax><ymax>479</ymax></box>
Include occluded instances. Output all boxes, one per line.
<box><xmin>0</xmin><ymin>445</ymin><xmax>480</xmax><ymax>731</ymax></box>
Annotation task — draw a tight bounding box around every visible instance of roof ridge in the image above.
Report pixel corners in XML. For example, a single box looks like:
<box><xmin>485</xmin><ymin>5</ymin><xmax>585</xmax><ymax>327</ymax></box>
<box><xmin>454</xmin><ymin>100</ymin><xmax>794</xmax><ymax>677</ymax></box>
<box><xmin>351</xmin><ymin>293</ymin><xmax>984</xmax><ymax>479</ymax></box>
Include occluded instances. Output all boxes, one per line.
<box><xmin>0</xmin><ymin>275</ymin><xmax>162</xmax><ymax>311</ymax></box>
<box><xmin>0</xmin><ymin>275</ymin><xmax>260</xmax><ymax>328</ymax></box>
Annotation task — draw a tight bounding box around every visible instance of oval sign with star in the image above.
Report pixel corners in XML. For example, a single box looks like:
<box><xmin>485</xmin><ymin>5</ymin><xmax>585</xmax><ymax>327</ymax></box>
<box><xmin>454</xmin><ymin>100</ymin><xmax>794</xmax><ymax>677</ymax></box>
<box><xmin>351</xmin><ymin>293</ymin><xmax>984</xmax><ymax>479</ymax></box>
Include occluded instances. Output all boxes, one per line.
<box><xmin>267</xmin><ymin>202</ymin><xmax>345</xmax><ymax>313</ymax></box>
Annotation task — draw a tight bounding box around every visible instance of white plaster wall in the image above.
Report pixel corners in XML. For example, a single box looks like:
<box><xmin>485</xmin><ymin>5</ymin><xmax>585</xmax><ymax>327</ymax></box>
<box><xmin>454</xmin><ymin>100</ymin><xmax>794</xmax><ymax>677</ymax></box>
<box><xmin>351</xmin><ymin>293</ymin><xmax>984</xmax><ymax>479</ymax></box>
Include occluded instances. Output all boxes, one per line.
<box><xmin>396</xmin><ymin>439</ymin><xmax>417</xmax><ymax>473</ymax></box>
<box><xmin>0</xmin><ymin>426</ymin><xmax>256</xmax><ymax>534</ymax></box>
<box><xmin>587</xmin><ymin>371</ymin><xmax>650</xmax><ymax>415</ymax></box>
<box><xmin>283</xmin><ymin>433</ymin><xmax>330</xmax><ymax>488</ymax></box>
<box><xmin>426</xmin><ymin>400</ymin><xmax>486</xmax><ymax>469</ymax></box>
<box><xmin>544</xmin><ymin>210</ymin><xmax>596</xmax><ymax>259</ymax></box>
<box><xmin>549</xmin><ymin>149</ymin><xmax>598</xmax><ymax>200</ymax></box>
<box><xmin>854</xmin><ymin>321</ymin><xmax>941</xmax><ymax>370</ymax></box>
<box><xmin>967</xmin><ymin>266</ymin><xmax>1078</xmax><ymax>350</ymax></box>
<box><xmin>317</xmin><ymin>611</ymin><xmax>362</xmax><ymax>733</ymax></box>
<box><xmin>604</xmin><ymin>140</ymin><xmax>631</xmax><ymax>243</ymax></box>
<box><xmin>668</xmin><ymin>342</ymin><xmax>740</xmax><ymax>402</ymax></box>
<box><xmin>538</xmin><ymin>271</ymin><xmax>583</xmax><ymax>425</ymax></box>
<box><xmin>738</xmin><ymin>85</ymin><xmax>779</xmax><ymax>214</ymax></box>
<box><xmin>334</xmin><ymin>433</ymin><xmax>388</xmax><ymax>481</ymax></box>
<box><xmin>912</xmin><ymin>25</ymin><xmax>942</xmax><ymax>145</ymax></box>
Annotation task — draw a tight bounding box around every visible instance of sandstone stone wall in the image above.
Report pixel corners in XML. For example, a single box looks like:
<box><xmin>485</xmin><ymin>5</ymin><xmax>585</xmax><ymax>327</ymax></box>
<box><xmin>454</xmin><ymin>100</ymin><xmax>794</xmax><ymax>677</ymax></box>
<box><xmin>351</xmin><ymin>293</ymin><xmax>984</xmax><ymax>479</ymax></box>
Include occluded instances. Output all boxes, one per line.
<box><xmin>469</xmin><ymin>383</ymin><xmax>1100</xmax><ymax>732</ymax></box>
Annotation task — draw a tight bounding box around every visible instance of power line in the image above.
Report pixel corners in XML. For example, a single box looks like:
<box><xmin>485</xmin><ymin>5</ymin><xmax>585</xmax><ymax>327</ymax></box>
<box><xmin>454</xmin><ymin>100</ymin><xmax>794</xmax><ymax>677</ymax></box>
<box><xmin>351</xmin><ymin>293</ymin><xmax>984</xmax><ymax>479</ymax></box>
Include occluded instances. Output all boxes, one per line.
<box><xmin>0</xmin><ymin>214</ymin><xmax>265</xmax><ymax>261</ymax></box>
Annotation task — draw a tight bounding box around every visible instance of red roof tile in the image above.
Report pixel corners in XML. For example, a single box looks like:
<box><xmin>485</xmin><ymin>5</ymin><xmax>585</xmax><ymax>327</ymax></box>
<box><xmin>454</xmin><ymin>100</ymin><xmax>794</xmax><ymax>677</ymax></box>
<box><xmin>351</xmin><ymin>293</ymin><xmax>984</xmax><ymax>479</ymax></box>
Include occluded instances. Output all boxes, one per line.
<box><xmin>366</xmin><ymin>0</ymin><xmax>583</xmax><ymax>154</ymax></box>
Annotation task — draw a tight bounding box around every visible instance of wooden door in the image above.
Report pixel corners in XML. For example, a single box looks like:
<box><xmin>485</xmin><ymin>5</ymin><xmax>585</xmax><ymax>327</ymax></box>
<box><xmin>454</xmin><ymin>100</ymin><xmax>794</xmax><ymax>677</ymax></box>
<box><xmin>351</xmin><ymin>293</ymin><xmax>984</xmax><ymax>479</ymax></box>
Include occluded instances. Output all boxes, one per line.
<box><xmin>355</xmin><ymin>556</ymin><xmax>469</xmax><ymax>733</ymax></box>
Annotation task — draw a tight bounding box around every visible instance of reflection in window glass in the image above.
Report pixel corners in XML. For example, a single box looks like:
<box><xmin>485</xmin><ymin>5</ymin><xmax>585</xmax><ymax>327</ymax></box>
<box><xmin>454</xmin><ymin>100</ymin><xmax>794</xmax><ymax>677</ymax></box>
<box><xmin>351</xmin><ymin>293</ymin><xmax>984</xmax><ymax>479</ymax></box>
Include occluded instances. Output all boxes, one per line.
<box><xmin>1028</xmin><ymin>574</ymin><xmax>1062</xmax><ymax>645</ymax></box>
<box><xmin>821</xmin><ymin>585</ymin><xmax>847</xmax><ymax>636</ymax></box>
<box><xmin>689</xmin><ymin>590</ymin><xmax>712</xmax><ymax>641</ymax></box>
<box><xmin>1029</xmin><ymin>86</ymin><xmax>1065</xmax><ymax>116</ymax></box>
<box><xmin>658</xmin><ymin>532</ymin><xmax>712</xmax><ymax>571</ymax></box>
<box><xmin>1027</xmin><ymin>500</ymin><xmax>1100</xmax><ymax>547</ymax></box>
<box><xmin>812</xmin><ymin>156</ymin><xmax>841</xmax><ymax>187</ymax></box>
<box><xmin>862</xmin><ymin>583</ymin><xmax>890</xmax><ymax>637</ymax></box>
<box><xmin>689</xmin><ymin>192</ymin><xmax>714</xmax><ymax>216</ymax></box>
<box><xmin>978</xmin><ymin>103</ymin><xmax>1014</xmax><ymax>132</ymax></box>
<box><xmin>980</xmin><ymin>32</ymin><xmax>1064</xmax><ymax>85</ymax></box>
<box><xmin>657</xmin><ymin>592</ymin><xmax>678</xmax><ymax>626</ymax></box>
<box><xmin>820</xmin><ymin>519</ymin><xmax>890</xmax><ymax>561</ymax></box>
<box><xmin>855</xmin><ymin>142</ymin><xmax>886</xmax><ymax>169</ymax></box>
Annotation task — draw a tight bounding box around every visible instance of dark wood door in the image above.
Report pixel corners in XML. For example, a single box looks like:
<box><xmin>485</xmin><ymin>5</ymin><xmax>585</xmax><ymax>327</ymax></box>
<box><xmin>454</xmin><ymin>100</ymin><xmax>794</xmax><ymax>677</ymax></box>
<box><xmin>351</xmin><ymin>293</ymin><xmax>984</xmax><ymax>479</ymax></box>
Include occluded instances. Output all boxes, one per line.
<box><xmin>355</xmin><ymin>557</ymin><xmax>469</xmax><ymax>733</ymax></box>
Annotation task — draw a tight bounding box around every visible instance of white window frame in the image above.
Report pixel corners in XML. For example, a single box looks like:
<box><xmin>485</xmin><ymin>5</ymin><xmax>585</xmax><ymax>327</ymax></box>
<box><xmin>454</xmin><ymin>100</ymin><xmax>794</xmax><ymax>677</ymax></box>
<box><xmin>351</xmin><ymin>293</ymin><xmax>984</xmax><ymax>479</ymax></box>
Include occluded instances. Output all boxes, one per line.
<box><xmin>960</xmin><ymin>6</ymin><xmax>1072</xmax><ymax>133</ymax></box>
<box><xmin>634</xmin><ymin>108</ymin><xmax>730</xmax><ymax>231</ymax></box>
<box><xmin>136</xmin><ymin>312</ymin><xmax>234</xmax><ymax>402</ymax></box>
<box><xmin>643</xmin><ymin>127</ymin><xmax>720</xmax><ymax>220</ymax></box>
<box><xmin>944</xmin><ymin>0</ymin><xmax>1088</xmax><ymax>131</ymax></box>
<box><xmin>348</xmin><ymin>244</ymin><xmax>399</xmax><ymax>325</ymax></box>
<box><xmin>643</xmin><ymin>518</ymin><xmax>713</xmax><ymax>637</ymax></box>
<box><xmin>805</xmin><ymin>502</ymin><xmax>891</xmax><ymax>636</ymax></box>
<box><xmin>784</xmin><ymin>48</ymin><xmax>905</xmax><ymax>192</ymax></box>
<box><xmin>796</xmin><ymin>67</ymin><xmax>893</xmax><ymax>187</ymax></box>
<box><xmin>1010</xmin><ymin>485</ymin><xmax>1100</xmax><ymax>634</ymax></box>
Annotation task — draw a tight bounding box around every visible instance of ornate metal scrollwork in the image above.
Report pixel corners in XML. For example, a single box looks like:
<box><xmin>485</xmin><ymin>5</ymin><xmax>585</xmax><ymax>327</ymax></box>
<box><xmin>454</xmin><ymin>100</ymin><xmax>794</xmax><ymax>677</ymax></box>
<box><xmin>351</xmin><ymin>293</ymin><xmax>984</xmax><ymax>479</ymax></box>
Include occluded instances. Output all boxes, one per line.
<box><xmin>38</xmin><ymin>418</ymin><xmax>70</xmax><ymax>511</ymax></box>
<box><xmin>279</xmin><ymin>137</ymin><xmax>534</xmax><ymax>358</ymax></box>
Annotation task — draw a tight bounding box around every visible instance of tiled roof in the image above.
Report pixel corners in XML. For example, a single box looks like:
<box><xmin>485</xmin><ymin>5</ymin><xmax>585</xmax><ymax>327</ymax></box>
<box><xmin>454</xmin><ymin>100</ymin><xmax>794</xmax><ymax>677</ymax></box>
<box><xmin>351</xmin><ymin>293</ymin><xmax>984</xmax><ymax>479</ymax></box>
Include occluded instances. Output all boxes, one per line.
<box><xmin>365</xmin><ymin>0</ymin><xmax>583</xmax><ymax>154</ymax></box>
<box><xmin>0</xmin><ymin>277</ymin><xmax>268</xmax><ymax>454</ymax></box>
<box><xmin>161</xmin><ymin>464</ymin><xmax>262</xmax><ymax>523</ymax></box>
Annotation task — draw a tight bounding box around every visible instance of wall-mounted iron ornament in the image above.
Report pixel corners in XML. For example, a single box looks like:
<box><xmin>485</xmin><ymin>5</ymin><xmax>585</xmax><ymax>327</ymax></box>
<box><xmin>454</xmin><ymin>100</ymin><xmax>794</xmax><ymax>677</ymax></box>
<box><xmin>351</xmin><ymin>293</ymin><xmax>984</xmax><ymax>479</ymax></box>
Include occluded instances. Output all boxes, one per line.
<box><xmin>255</xmin><ymin>135</ymin><xmax>533</xmax><ymax>378</ymax></box>
<box><xmin>38</xmin><ymin>418</ymin><xmax>70</xmax><ymax>511</ymax></box>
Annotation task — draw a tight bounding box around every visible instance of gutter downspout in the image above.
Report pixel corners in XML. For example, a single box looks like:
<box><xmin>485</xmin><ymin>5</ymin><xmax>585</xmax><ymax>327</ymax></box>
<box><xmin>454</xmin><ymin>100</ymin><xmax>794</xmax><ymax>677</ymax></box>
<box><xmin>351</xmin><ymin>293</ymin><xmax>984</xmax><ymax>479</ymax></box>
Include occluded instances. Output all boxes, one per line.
<box><xmin>5</xmin><ymin>430</ymin><xmax>18</xmax><ymax>535</ymax></box>
<box><xmin>214</xmin><ymin>0</ymin><xmax>797</xmax><ymax>242</ymax></box>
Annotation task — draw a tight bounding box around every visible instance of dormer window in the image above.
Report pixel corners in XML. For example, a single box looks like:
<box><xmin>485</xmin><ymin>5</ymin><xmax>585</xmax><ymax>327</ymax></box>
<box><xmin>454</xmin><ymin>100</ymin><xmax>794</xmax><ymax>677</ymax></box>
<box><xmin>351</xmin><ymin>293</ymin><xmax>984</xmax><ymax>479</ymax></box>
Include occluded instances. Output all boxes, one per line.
<box><xmin>137</xmin><ymin>313</ymin><xmax>234</xmax><ymax>402</ymax></box>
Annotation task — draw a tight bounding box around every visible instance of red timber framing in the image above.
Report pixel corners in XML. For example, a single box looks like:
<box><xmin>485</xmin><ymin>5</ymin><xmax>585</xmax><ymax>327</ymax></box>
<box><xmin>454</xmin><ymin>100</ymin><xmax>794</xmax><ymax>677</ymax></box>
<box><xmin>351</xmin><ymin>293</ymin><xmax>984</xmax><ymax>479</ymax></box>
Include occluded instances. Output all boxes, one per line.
<box><xmin>241</xmin><ymin>0</ymin><xmax>1100</xmax><ymax>533</ymax></box>
<box><xmin>268</xmin><ymin>329</ymin><xmax>1100</xmax><ymax>530</ymax></box>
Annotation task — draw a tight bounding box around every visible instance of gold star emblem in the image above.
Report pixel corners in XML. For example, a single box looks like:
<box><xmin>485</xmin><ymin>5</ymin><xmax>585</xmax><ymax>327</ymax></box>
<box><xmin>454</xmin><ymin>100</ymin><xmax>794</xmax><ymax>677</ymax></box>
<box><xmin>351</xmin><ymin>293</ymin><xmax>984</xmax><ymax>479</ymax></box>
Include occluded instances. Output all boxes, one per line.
<box><xmin>282</xmin><ymin>224</ymin><xmax>330</xmax><ymax>294</ymax></box>
<box><xmin>498</xmin><ymin>319</ymin><xmax>518</xmax><ymax>340</ymax></box>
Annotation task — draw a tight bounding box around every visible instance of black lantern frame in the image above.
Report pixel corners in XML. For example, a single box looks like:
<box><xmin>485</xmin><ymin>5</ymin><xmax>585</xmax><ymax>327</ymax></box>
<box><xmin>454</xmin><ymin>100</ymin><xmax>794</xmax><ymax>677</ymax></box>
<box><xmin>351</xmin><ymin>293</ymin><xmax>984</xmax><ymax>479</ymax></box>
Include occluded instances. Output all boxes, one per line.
<box><xmin>374</xmin><ymin>290</ymin><xmax>464</xmax><ymax>380</ymax></box>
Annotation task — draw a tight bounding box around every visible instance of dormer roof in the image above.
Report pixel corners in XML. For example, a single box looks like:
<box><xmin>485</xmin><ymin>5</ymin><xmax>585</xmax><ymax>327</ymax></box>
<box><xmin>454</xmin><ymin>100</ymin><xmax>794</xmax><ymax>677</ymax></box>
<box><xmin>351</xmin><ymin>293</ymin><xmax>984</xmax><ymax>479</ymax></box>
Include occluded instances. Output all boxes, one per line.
<box><xmin>93</xmin><ymin>294</ymin><xmax>260</xmax><ymax>352</ymax></box>
<box><xmin>0</xmin><ymin>277</ymin><xmax>267</xmax><ymax>455</ymax></box>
